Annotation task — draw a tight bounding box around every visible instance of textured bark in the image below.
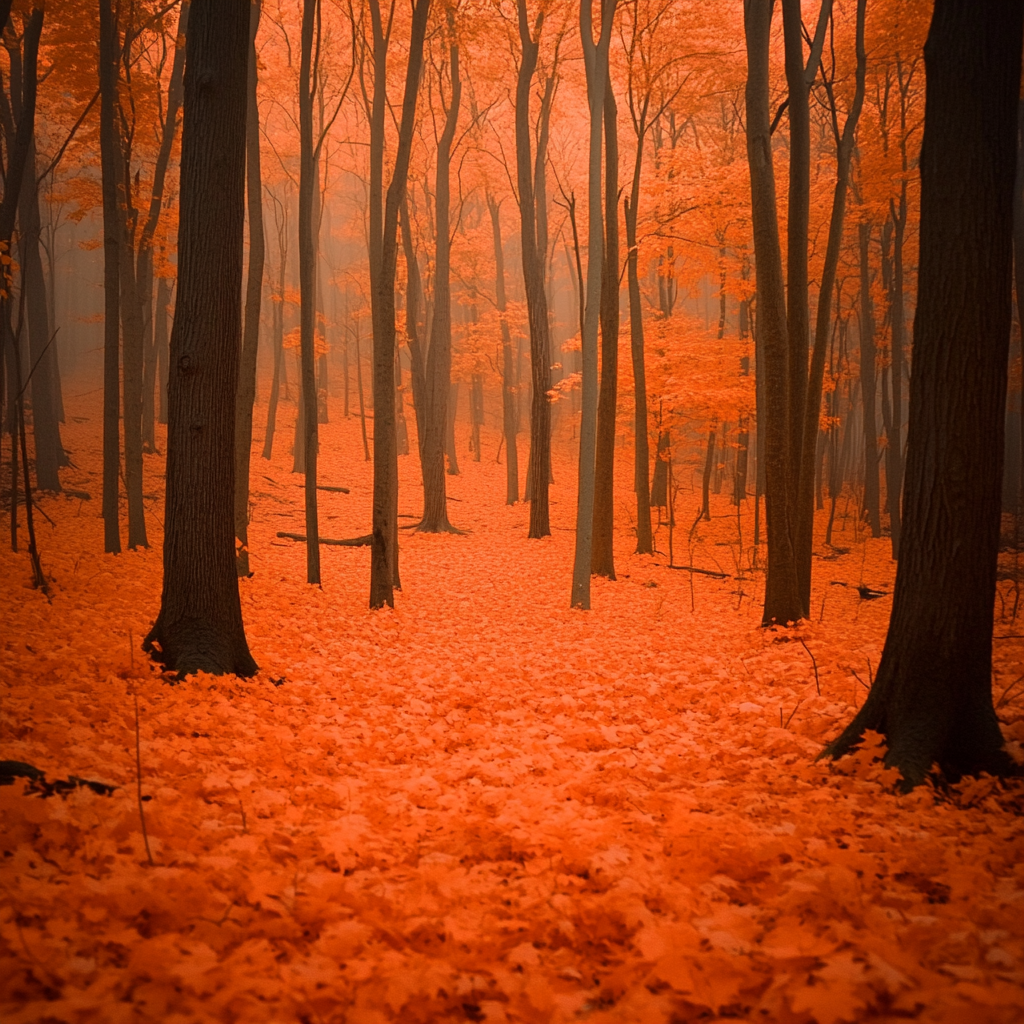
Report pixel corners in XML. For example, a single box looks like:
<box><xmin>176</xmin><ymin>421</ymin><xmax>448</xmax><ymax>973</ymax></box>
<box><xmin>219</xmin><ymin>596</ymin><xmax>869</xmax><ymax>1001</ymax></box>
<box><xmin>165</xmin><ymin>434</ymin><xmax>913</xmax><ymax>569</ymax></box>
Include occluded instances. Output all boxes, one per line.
<box><xmin>18</xmin><ymin>139</ymin><xmax>64</xmax><ymax>492</ymax></box>
<box><xmin>298</xmin><ymin>0</ymin><xmax>320</xmax><ymax>583</ymax></box>
<box><xmin>701</xmin><ymin>429</ymin><xmax>716</xmax><ymax>521</ymax></box>
<box><xmin>98</xmin><ymin>0</ymin><xmax>121</xmax><ymax>554</ymax></box>
<box><xmin>144</xmin><ymin>0</ymin><xmax>257</xmax><ymax>677</ymax></box>
<box><xmin>826</xmin><ymin>0</ymin><xmax>1023</xmax><ymax>787</ymax></box>
<box><xmin>514</xmin><ymin>0</ymin><xmax>551</xmax><ymax>536</ymax></box>
<box><xmin>156</xmin><ymin>275</ymin><xmax>170</xmax><ymax>425</ymax></box>
<box><xmin>591</xmin><ymin>84</ymin><xmax>618</xmax><ymax>580</ymax></box>
<box><xmin>886</xmin><ymin>185</ymin><xmax>907</xmax><ymax>558</ymax></box>
<box><xmin>400</xmin><ymin>196</ymin><xmax>427</xmax><ymax>455</ymax></box>
<box><xmin>487</xmin><ymin>195</ymin><xmax>519</xmax><ymax>505</ymax></box>
<box><xmin>262</xmin><ymin>203</ymin><xmax>286</xmax><ymax>459</ymax></box>
<box><xmin>367</xmin><ymin>0</ymin><xmax>431</xmax><ymax>607</ymax></box>
<box><xmin>235</xmin><ymin>0</ymin><xmax>264</xmax><ymax>578</ymax></box>
<box><xmin>571</xmin><ymin>0</ymin><xmax>615</xmax><ymax>610</ymax></box>
<box><xmin>743</xmin><ymin>0</ymin><xmax>801</xmax><ymax>623</ymax></box>
<box><xmin>858</xmin><ymin>221</ymin><xmax>882</xmax><ymax>538</ymax></box>
<box><xmin>419</xmin><ymin>21</ymin><xmax>461</xmax><ymax>534</ymax></box>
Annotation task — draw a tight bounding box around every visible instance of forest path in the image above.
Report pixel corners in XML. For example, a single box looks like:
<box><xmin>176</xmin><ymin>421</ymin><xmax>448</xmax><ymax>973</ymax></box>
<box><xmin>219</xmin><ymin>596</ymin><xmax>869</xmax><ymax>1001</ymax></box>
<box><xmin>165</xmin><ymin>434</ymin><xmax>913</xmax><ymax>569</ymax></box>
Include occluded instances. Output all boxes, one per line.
<box><xmin>2</xmin><ymin>386</ymin><xmax>1024</xmax><ymax>1023</ymax></box>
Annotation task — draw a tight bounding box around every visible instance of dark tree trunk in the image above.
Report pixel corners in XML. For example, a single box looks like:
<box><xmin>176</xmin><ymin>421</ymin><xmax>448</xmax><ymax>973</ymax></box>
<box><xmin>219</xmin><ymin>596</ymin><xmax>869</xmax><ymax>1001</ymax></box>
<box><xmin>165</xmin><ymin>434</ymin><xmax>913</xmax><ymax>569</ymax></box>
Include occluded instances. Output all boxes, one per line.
<box><xmin>235</xmin><ymin>0</ymin><xmax>263</xmax><ymax>578</ymax></box>
<box><xmin>887</xmin><ymin>184</ymin><xmax>908</xmax><ymax>558</ymax></box>
<box><xmin>826</xmin><ymin>0</ymin><xmax>1024</xmax><ymax>788</ymax></box>
<box><xmin>137</xmin><ymin>1</ymin><xmax>188</xmax><ymax>455</ymax></box>
<box><xmin>743</xmin><ymin>0</ymin><xmax>801</xmax><ymax>623</ymax></box>
<box><xmin>419</xmin><ymin>22</ymin><xmax>460</xmax><ymax>534</ymax></box>
<box><xmin>263</xmin><ymin>203</ymin><xmax>286</xmax><ymax>459</ymax></box>
<box><xmin>144</xmin><ymin>0</ymin><xmax>257</xmax><ymax>678</ymax></box>
<box><xmin>367</xmin><ymin>0</ymin><xmax>430</xmax><ymax>606</ymax></box>
<box><xmin>446</xmin><ymin>381</ymin><xmax>460</xmax><ymax>475</ymax></box>
<box><xmin>98</xmin><ymin>0</ymin><xmax>121</xmax><ymax>554</ymax></box>
<box><xmin>298</xmin><ymin>0</ymin><xmax>320</xmax><ymax>583</ymax></box>
<box><xmin>156</xmin><ymin>275</ymin><xmax>171</xmax><ymax>425</ymax></box>
<box><xmin>18</xmin><ymin>140</ymin><xmax>64</xmax><ymax>492</ymax></box>
<box><xmin>858</xmin><ymin>220</ymin><xmax>882</xmax><ymax>537</ymax></box>
<box><xmin>470</xmin><ymin>373</ymin><xmax>483</xmax><ymax>462</ymax></box>
<box><xmin>701</xmin><ymin>428</ymin><xmax>716</xmax><ymax>520</ymax></box>
<box><xmin>514</xmin><ymin>0</ymin><xmax>551</xmax><ymax>538</ymax></box>
<box><xmin>592</xmin><ymin>83</ymin><xmax>618</xmax><ymax>580</ymax></box>
<box><xmin>734</xmin><ymin>417</ymin><xmax>749</xmax><ymax>505</ymax></box>
<box><xmin>487</xmin><ymin>194</ymin><xmax>519</xmax><ymax>504</ymax></box>
<box><xmin>400</xmin><ymin>196</ymin><xmax>427</xmax><ymax>456</ymax></box>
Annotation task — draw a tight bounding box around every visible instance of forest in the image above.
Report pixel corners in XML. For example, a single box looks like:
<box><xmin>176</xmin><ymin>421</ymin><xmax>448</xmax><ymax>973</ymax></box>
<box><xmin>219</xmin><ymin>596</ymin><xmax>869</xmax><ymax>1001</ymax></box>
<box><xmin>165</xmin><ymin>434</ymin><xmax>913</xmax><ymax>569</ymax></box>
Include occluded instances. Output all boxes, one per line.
<box><xmin>2</xmin><ymin>0</ymin><xmax>1024</xmax><ymax>1020</ymax></box>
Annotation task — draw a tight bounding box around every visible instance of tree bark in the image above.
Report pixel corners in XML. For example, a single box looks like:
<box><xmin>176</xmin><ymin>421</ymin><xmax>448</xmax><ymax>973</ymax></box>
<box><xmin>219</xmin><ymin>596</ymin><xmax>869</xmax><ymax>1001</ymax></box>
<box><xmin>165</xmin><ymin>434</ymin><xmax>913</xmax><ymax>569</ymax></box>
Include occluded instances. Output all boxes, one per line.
<box><xmin>419</xmin><ymin>18</ymin><xmax>460</xmax><ymax>533</ymax></box>
<box><xmin>367</xmin><ymin>0</ymin><xmax>431</xmax><ymax>607</ymax></box>
<box><xmin>858</xmin><ymin>219</ymin><xmax>882</xmax><ymax>538</ymax></box>
<box><xmin>826</xmin><ymin>0</ymin><xmax>1024</xmax><ymax>787</ymax></box>
<box><xmin>235</xmin><ymin>0</ymin><xmax>263</xmax><ymax>578</ymax></box>
<box><xmin>591</xmin><ymin>82</ymin><xmax>618</xmax><ymax>579</ymax></box>
<box><xmin>98</xmin><ymin>0</ymin><xmax>121</xmax><ymax>554</ymax></box>
<box><xmin>263</xmin><ymin>201</ymin><xmax>286</xmax><ymax>459</ymax></box>
<box><xmin>572</xmin><ymin>0</ymin><xmax>615</xmax><ymax>610</ymax></box>
<box><xmin>514</xmin><ymin>0</ymin><xmax>552</xmax><ymax>537</ymax></box>
<box><xmin>487</xmin><ymin>194</ymin><xmax>519</xmax><ymax>504</ymax></box>
<box><xmin>144</xmin><ymin>0</ymin><xmax>257</xmax><ymax>677</ymax></box>
<box><xmin>743</xmin><ymin>0</ymin><xmax>801</xmax><ymax>623</ymax></box>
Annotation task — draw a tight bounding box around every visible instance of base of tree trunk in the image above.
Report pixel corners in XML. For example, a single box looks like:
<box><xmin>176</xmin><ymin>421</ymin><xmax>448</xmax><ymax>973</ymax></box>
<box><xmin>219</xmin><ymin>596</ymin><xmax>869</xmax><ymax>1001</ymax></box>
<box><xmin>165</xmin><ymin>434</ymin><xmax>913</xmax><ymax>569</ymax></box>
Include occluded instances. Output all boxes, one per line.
<box><xmin>144</xmin><ymin>618</ymin><xmax>258</xmax><ymax>680</ymax></box>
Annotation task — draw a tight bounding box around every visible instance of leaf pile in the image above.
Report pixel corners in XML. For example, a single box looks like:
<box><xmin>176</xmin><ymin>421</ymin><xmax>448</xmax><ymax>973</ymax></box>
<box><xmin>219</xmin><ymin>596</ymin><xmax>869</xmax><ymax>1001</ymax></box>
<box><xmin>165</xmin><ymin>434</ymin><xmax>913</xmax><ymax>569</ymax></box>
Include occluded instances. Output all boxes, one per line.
<box><xmin>2</xmin><ymin>401</ymin><xmax>1023</xmax><ymax>1023</ymax></box>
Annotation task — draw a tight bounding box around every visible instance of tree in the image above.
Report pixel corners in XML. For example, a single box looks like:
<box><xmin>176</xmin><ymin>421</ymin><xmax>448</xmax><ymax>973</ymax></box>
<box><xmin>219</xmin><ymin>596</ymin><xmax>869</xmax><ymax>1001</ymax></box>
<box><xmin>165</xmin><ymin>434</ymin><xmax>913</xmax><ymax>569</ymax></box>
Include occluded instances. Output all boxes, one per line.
<box><xmin>144</xmin><ymin>0</ymin><xmax>257</xmax><ymax>677</ymax></box>
<box><xmin>826</xmin><ymin>0</ymin><xmax>1024</xmax><ymax>787</ymax></box>
<box><xmin>234</xmin><ymin>0</ymin><xmax>264</xmax><ymax>579</ymax></box>
<box><xmin>571</xmin><ymin>0</ymin><xmax>615</xmax><ymax>610</ymax></box>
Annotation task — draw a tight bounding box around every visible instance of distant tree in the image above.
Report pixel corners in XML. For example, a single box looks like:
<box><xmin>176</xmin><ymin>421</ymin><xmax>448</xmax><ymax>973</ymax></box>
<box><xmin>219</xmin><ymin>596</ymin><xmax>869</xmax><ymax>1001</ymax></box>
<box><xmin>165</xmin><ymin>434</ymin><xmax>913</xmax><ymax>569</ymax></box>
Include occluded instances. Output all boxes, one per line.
<box><xmin>145</xmin><ymin>0</ymin><xmax>257</xmax><ymax>677</ymax></box>
<box><xmin>826</xmin><ymin>0</ymin><xmax>1024</xmax><ymax>787</ymax></box>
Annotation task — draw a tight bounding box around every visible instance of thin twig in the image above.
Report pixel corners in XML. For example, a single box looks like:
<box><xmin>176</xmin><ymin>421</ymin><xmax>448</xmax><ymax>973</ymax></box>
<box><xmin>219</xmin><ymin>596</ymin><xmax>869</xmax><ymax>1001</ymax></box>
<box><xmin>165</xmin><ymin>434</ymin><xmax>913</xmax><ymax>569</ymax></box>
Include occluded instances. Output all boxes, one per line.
<box><xmin>797</xmin><ymin>638</ymin><xmax>821</xmax><ymax>695</ymax></box>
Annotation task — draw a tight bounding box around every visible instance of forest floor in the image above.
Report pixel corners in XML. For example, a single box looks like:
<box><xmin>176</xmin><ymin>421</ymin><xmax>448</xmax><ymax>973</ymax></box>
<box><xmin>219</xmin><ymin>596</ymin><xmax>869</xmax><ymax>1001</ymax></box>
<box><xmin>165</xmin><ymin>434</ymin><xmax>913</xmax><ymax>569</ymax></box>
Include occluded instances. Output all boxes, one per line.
<box><xmin>3</xmin><ymin>384</ymin><xmax>1024</xmax><ymax>1024</ymax></box>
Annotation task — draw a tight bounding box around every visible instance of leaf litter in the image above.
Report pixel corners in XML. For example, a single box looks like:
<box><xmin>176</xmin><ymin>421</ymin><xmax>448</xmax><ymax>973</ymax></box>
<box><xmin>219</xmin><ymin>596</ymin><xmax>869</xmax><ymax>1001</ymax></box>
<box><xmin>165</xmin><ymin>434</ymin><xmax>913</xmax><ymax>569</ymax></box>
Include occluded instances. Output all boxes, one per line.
<box><xmin>2</xmin><ymin>397</ymin><xmax>1024</xmax><ymax>1024</ymax></box>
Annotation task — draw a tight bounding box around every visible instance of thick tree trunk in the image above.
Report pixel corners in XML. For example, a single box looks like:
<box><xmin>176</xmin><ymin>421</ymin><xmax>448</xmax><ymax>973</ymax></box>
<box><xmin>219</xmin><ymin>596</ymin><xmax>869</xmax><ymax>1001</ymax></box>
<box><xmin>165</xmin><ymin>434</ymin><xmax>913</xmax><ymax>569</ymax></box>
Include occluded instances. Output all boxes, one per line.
<box><xmin>887</xmin><ymin>184</ymin><xmax>907</xmax><ymax>558</ymax></box>
<box><xmin>98</xmin><ymin>0</ymin><xmax>121</xmax><ymax>554</ymax></box>
<box><xmin>235</xmin><ymin>0</ymin><xmax>263</xmax><ymax>578</ymax></box>
<box><xmin>156</xmin><ymin>275</ymin><xmax>170</xmax><ymax>425</ymax></box>
<box><xmin>826</xmin><ymin>0</ymin><xmax>1023</xmax><ymax>787</ymax></box>
<box><xmin>858</xmin><ymin>220</ymin><xmax>882</xmax><ymax>538</ymax></box>
<box><xmin>144</xmin><ymin>0</ymin><xmax>257</xmax><ymax>677</ymax></box>
<box><xmin>592</xmin><ymin>84</ymin><xmax>618</xmax><ymax>580</ymax></box>
<box><xmin>488</xmin><ymin>194</ymin><xmax>519</xmax><ymax>504</ymax></box>
<box><xmin>743</xmin><ymin>0</ymin><xmax>801</xmax><ymax>623</ymax></box>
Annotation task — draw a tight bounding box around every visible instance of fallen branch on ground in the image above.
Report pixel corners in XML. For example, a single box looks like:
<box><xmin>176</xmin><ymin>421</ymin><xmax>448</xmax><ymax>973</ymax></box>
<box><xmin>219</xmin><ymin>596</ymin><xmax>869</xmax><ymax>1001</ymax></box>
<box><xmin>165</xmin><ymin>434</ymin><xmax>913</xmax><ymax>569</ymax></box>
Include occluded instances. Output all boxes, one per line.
<box><xmin>276</xmin><ymin>531</ymin><xmax>371</xmax><ymax>546</ymax></box>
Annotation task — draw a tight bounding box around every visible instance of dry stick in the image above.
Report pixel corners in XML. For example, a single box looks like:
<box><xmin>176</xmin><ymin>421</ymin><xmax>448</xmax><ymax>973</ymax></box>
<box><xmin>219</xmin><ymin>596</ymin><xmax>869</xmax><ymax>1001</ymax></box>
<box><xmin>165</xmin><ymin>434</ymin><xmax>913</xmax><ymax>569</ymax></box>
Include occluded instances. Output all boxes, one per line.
<box><xmin>276</xmin><ymin>530</ymin><xmax>371</xmax><ymax>546</ymax></box>
<box><xmin>798</xmin><ymin>638</ymin><xmax>821</xmax><ymax>695</ymax></box>
<box><xmin>783</xmin><ymin>699</ymin><xmax>804</xmax><ymax>729</ymax></box>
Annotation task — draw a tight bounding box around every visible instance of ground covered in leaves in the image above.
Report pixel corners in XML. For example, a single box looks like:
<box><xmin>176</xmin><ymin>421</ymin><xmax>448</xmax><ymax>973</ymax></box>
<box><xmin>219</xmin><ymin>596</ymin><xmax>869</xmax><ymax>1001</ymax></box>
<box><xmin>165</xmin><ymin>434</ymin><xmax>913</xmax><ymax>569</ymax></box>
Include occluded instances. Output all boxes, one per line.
<box><xmin>3</xmin><ymin>391</ymin><xmax>1024</xmax><ymax>1024</ymax></box>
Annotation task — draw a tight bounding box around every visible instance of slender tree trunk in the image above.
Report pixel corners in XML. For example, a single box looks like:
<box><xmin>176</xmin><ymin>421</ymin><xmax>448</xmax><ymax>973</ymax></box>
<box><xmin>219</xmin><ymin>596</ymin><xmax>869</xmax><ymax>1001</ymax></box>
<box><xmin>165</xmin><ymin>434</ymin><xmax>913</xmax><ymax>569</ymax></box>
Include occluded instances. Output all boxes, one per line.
<box><xmin>744</xmin><ymin>0</ymin><xmax>801</xmax><ymax>623</ymax></box>
<box><xmin>144</xmin><ymin>0</ymin><xmax>257</xmax><ymax>677</ymax></box>
<box><xmin>355</xmin><ymin>320</ymin><xmax>369</xmax><ymax>461</ymax></box>
<box><xmin>419</xmin><ymin>22</ymin><xmax>460</xmax><ymax>533</ymax></box>
<box><xmin>98</xmin><ymin>0</ymin><xmax>121</xmax><ymax>554</ymax></box>
<box><xmin>470</xmin><ymin>373</ymin><xmax>483</xmax><ymax>461</ymax></box>
<box><xmin>701</xmin><ymin>427</ymin><xmax>716</xmax><ymax>520</ymax></box>
<box><xmin>298</xmin><ymin>0</ymin><xmax>320</xmax><ymax>583</ymax></box>
<box><xmin>514</xmin><ymin>0</ymin><xmax>551</xmax><ymax>537</ymax></box>
<box><xmin>446</xmin><ymin>380</ymin><xmax>460</xmax><ymax>474</ymax></box>
<box><xmin>592</xmin><ymin>83</ymin><xmax>618</xmax><ymax>579</ymax></box>
<box><xmin>887</xmin><ymin>183</ymin><xmax>907</xmax><ymax>558</ymax></box>
<box><xmin>400</xmin><ymin>196</ymin><xmax>427</xmax><ymax>455</ymax></box>
<box><xmin>827</xmin><ymin>0</ymin><xmax>1024</xmax><ymax>787</ymax></box>
<box><xmin>235</xmin><ymin>0</ymin><xmax>263</xmax><ymax>577</ymax></box>
<box><xmin>263</xmin><ymin>207</ymin><xmax>286</xmax><ymax>459</ymax></box>
<box><xmin>368</xmin><ymin>0</ymin><xmax>431</xmax><ymax>606</ymax></box>
<box><xmin>572</xmin><ymin>0</ymin><xmax>615</xmax><ymax>609</ymax></box>
<box><xmin>488</xmin><ymin>194</ymin><xmax>519</xmax><ymax>504</ymax></box>
<box><xmin>156</xmin><ymin>274</ymin><xmax>171</xmax><ymax>425</ymax></box>
<box><xmin>858</xmin><ymin>220</ymin><xmax>882</xmax><ymax>537</ymax></box>
<box><xmin>18</xmin><ymin>140</ymin><xmax>64</xmax><ymax>492</ymax></box>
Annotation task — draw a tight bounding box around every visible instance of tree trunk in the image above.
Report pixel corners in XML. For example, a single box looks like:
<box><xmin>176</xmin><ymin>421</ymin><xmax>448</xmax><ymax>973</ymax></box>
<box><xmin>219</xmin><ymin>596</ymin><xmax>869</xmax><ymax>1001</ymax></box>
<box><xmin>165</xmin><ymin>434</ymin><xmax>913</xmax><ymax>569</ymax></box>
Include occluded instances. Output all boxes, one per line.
<box><xmin>514</xmin><ymin>0</ymin><xmax>551</xmax><ymax>538</ymax></box>
<box><xmin>367</xmin><ymin>0</ymin><xmax>431</xmax><ymax>606</ymax></box>
<box><xmin>297</xmin><ymin>0</ymin><xmax>320</xmax><ymax>583</ymax></box>
<box><xmin>18</xmin><ymin>140</ymin><xmax>64</xmax><ymax>492</ymax></box>
<box><xmin>858</xmin><ymin>220</ymin><xmax>882</xmax><ymax>538</ymax></box>
<box><xmin>887</xmin><ymin>183</ymin><xmax>907</xmax><ymax>558</ymax></box>
<box><xmin>156</xmin><ymin>274</ymin><xmax>171</xmax><ymax>425</ymax></box>
<box><xmin>591</xmin><ymin>83</ymin><xmax>618</xmax><ymax>580</ymax></box>
<box><xmin>470</xmin><ymin>373</ymin><xmax>483</xmax><ymax>462</ymax></box>
<box><xmin>235</xmin><ymin>0</ymin><xmax>263</xmax><ymax>578</ymax></box>
<box><xmin>419</xmin><ymin>22</ymin><xmax>460</xmax><ymax>533</ymax></box>
<box><xmin>144</xmin><ymin>0</ymin><xmax>257</xmax><ymax>677</ymax></box>
<box><xmin>743</xmin><ymin>0</ymin><xmax>801</xmax><ymax>623</ymax></box>
<box><xmin>263</xmin><ymin>204</ymin><xmax>286</xmax><ymax>459</ymax></box>
<box><xmin>826</xmin><ymin>0</ymin><xmax>1023</xmax><ymax>787</ymax></box>
<box><xmin>98</xmin><ymin>0</ymin><xmax>121</xmax><ymax>554</ymax></box>
<box><xmin>701</xmin><ymin>428</ymin><xmax>716</xmax><ymax>520</ymax></box>
<box><xmin>488</xmin><ymin>194</ymin><xmax>519</xmax><ymax>504</ymax></box>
